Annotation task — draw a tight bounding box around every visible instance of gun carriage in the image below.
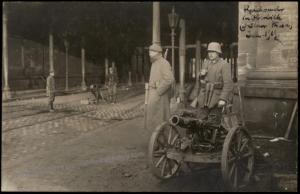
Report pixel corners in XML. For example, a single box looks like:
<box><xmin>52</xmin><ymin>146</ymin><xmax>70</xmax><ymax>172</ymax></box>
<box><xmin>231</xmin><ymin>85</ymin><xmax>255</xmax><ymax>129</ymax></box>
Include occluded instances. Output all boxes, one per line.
<box><xmin>148</xmin><ymin>105</ymin><xmax>254</xmax><ymax>191</ymax></box>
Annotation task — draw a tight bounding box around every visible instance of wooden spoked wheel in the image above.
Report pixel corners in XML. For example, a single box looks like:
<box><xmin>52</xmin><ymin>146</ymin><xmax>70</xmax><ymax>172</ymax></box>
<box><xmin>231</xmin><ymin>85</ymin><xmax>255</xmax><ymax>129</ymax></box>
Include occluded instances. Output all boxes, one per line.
<box><xmin>221</xmin><ymin>126</ymin><xmax>254</xmax><ymax>191</ymax></box>
<box><xmin>148</xmin><ymin>122</ymin><xmax>181</xmax><ymax>179</ymax></box>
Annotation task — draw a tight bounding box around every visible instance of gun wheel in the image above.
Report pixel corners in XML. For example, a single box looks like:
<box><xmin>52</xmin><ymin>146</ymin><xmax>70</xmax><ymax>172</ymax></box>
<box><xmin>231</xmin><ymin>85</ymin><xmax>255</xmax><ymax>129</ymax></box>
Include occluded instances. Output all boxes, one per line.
<box><xmin>221</xmin><ymin>126</ymin><xmax>254</xmax><ymax>191</ymax></box>
<box><xmin>148</xmin><ymin>122</ymin><xmax>181</xmax><ymax>179</ymax></box>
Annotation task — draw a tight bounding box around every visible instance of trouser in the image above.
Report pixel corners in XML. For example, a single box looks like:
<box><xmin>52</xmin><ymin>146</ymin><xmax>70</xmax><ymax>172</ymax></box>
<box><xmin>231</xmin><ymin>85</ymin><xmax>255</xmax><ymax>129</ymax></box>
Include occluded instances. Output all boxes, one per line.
<box><xmin>48</xmin><ymin>93</ymin><xmax>55</xmax><ymax>110</ymax></box>
<box><xmin>108</xmin><ymin>85</ymin><xmax>117</xmax><ymax>103</ymax></box>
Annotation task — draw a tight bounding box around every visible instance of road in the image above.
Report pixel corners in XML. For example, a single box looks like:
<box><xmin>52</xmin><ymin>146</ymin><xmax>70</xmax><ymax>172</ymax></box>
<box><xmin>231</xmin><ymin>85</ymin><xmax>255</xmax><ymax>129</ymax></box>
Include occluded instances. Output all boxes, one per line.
<box><xmin>1</xmin><ymin>87</ymin><xmax>295</xmax><ymax>191</ymax></box>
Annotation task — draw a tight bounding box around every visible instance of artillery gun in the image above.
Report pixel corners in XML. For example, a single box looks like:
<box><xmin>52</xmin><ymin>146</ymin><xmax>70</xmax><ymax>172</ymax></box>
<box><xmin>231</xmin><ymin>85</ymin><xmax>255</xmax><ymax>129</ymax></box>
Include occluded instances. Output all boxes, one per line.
<box><xmin>148</xmin><ymin>106</ymin><xmax>255</xmax><ymax>191</ymax></box>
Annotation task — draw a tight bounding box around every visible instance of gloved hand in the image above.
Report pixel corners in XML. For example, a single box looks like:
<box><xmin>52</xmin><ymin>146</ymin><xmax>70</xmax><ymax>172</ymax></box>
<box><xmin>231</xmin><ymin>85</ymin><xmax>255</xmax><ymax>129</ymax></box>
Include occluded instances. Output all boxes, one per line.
<box><xmin>200</xmin><ymin>69</ymin><xmax>207</xmax><ymax>76</ymax></box>
<box><xmin>218</xmin><ymin>100</ymin><xmax>226</xmax><ymax>108</ymax></box>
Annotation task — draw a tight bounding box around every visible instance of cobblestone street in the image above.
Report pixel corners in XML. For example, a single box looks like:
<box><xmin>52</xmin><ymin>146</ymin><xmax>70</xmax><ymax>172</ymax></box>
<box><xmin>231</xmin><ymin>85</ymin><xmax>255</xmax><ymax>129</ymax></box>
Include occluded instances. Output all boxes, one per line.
<box><xmin>2</xmin><ymin>86</ymin><xmax>297</xmax><ymax>192</ymax></box>
<box><xmin>2</xmin><ymin>86</ymin><xmax>144</xmax><ymax>163</ymax></box>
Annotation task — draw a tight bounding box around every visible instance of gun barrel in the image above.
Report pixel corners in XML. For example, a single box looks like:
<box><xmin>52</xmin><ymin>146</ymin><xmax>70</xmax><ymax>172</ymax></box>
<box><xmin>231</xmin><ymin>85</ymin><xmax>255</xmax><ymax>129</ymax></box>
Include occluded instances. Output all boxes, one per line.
<box><xmin>169</xmin><ymin>115</ymin><xmax>181</xmax><ymax>126</ymax></box>
<box><xmin>169</xmin><ymin>115</ymin><xmax>202</xmax><ymax>129</ymax></box>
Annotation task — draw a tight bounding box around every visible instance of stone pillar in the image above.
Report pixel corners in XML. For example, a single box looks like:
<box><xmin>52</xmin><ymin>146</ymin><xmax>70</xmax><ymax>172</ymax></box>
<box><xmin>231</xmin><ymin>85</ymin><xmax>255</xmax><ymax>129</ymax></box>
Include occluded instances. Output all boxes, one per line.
<box><xmin>179</xmin><ymin>19</ymin><xmax>186</xmax><ymax>103</ymax></box>
<box><xmin>112</xmin><ymin>61</ymin><xmax>118</xmax><ymax>79</ymax></box>
<box><xmin>2</xmin><ymin>5</ymin><xmax>11</xmax><ymax>100</ymax></box>
<box><xmin>64</xmin><ymin>40</ymin><xmax>69</xmax><ymax>91</ymax></box>
<box><xmin>187</xmin><ymin>40</ymin><xmax>202</xmax><ymax>100</ymax></box>
<box><xmin>152</xmin><ymin>2</ymin><xmax>161</xmax><ymax>45</ymax></box>
<box><xmin>195</xmin><ymin>40</ymin><xmax>201</xmax><ymax>77</ymax></box>
<box><xmin>81</xmin><ymin>48</ymin><xmax>87</xmax><ymax>91</ymax></box>
<box><xmin>128</xmin><ymin>71</ymin><xmax>132</xmax><ymax>87</ymax></box>
<box><xmin>49</xmin><ymin>33</ymin><xmax>54</xmax><ymax>73</ymax></box>
<box><xmin>112</xmin><ymin>61</ymin><xmax>115</xmax><ymax>70</ymax></box>
<box><xmin>21</xmin><ymin>40</ymin><xmax>25</xmax><ymax>69</ymax></box>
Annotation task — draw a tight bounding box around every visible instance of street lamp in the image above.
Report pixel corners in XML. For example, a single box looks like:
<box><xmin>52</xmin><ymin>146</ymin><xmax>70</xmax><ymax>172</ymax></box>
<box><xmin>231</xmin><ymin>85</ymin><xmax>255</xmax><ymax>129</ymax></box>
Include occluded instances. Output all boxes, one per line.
<box><xmin>63</xmin><ymin>39</ymin><xmax>69</xmax><ymax>91</ymax></box>
<box><xmin>168</xmin><ymin>6</ymin><xmax>179</xmax><ymax>97</ymax></box>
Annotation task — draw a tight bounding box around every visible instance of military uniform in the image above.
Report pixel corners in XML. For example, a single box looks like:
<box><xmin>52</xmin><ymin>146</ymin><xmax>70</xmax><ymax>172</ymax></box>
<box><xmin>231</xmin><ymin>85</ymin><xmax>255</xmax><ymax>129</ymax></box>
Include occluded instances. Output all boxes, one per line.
<box><xmin>197</xmin><ymin>57</ymin><xmax>234</xmax><ymax>123</ymax></box>
<box><xmin>90</xmin><ymin>84</ymin><xmax>100</xmax><ymax>104</ymax></box>
<box><xmin>106</xmin><ymin>72</ymin><xmax>118</xmax><ymax>103</ymax></box>
<box><xmin>146</xmin><ymin>54</ymin><xmax>175</xmax><ymax>132</ymax></box>
<box><xmin>46</xmin><ymin>75</ymin><xmax>55</xmax><ymax>111</ymax></box>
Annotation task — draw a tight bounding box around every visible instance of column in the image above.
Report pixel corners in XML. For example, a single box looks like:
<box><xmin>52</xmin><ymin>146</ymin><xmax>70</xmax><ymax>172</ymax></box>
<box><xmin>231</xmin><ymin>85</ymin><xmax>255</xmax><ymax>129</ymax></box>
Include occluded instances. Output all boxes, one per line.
<box><xmin>112</xmin><ymin>61</ymin><xmax>117</xmax><ymax>79</ymax></box>
<box><xmin>112</xmin><ymin>61</ymin><xmax>116</xmax><ymax>72</ymax></box>
<box><xmin>195</xmin><ymin>40</ymin><xmax>201</xmax><ymax>80</ymax></box>
<box><xmin>2</xmin><ymin>5</ymin><xmax>11</xmax><ymax>100</ymax></box>
<box><xmin>64</xmin><ymin>40</ymin><xmax>69</xmax><ymax>91</ymax></box>
<box><xmin>152</xmin><ymin>2</ymin><xmax>161</xmax><ymax>45</ymax></box>
<box><xmin>49</xmin><ymin>33</ymin><xmax>54</xmax><ymax>73</ymax></box>
<box><xmin>21</xmin><ymin>40</ymin><xmax>25</xmax><ymax>69</ymax></box>
<box><xmin>179</xmin><ymin>19</ymin><xmax>186</xmax><ymax>103</ymax></box>
<box><xmin>81</xmin><ymin>48</ymin><xmax>87</xmax><ymax>91</ymax></box>
<box><xmin>128</xmin><ymin>71</ymin><xmax>132</xmax><ymax>87</ymax></box>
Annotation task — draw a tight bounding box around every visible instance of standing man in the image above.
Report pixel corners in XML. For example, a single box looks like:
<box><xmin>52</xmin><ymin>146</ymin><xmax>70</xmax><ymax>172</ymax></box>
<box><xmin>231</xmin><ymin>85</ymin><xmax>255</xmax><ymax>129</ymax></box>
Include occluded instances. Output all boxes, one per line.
<box><xmin>106</xmin><ymin>67</ymin><xmax>118</xmax><ymax>104</ymax></box>
<box><xmin>46</xmin><ymin>71</ymin><xmax>55</xmax><ymax>112</ymax></box>
<box><xmin>197</xmin><ymin>42</ymin><xmax>234</xmax><ymax>122</ymax></box>
<box><xmin>146</xmin><ymin>44</ymin><xmax>175</xmax><ymax>132</ymax></box>
<box><xmin>89</xmin><ymin>84</ymin><xmax>100</xmax><ymax>104</ymax></box>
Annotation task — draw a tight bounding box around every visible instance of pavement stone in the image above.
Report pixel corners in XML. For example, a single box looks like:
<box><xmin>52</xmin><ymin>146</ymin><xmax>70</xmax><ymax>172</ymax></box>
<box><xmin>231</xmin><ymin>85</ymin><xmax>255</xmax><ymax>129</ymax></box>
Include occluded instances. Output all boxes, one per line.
<box><xmin>2</xmin><ymin>87</ymin><xmax>145</xmax><ymax>162</ymax></box>
<box><xmin>2</xmin><ymin>88</ymin><xmax>144</xmax><ymax>131</ymax></box>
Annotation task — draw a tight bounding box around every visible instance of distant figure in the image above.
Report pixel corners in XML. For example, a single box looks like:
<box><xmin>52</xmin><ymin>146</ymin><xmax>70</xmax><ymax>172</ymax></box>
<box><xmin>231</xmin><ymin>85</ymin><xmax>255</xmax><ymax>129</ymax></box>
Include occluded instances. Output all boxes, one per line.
<box><xmin>146</xmin><ymin>44</ymin><xmax>175</xmax><ymax>132</ymax></box>
<box><xmin>105</xmin><ymin>67</ymin><xmax>118</xmax><ymax>104</ymax></box>
<box><xmin>46</xmin><ymin>72</ymin><xmax>55</xmax><ymax>112</ymax></box>
<box><xmin>89</xmin><ymin>84</ymin><xmax>100</xmax><ymax>104</ymax></box>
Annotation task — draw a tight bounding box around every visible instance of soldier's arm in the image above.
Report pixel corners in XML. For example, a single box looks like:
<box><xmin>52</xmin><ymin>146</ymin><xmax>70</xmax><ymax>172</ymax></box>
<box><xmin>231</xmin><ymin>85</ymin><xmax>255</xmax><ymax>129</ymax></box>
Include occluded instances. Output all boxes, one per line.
<box><xmin>219</xmin><ymin>62</ymin><xmax>234</xmax><ymax>102</ymax></box>
<box><xmin>156</xmin><ymin>61</ymin><xmax>175</xmax><ymax>96</ymax></box>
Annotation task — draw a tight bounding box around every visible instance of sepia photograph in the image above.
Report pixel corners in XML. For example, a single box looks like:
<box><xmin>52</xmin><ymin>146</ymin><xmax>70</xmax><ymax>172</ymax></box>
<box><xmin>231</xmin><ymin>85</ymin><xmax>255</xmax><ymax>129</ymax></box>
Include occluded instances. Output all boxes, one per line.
<box><xmin>2</xmin><ymin>1</ymin><xmax>298</xmax><ymax>192</ymax></box>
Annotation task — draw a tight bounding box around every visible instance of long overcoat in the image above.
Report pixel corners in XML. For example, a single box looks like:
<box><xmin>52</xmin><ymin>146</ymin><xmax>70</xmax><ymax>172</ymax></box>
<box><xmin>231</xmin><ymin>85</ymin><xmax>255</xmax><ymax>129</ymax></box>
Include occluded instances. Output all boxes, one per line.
<box><xmin>197</xmin><ymin>58</ymin><xmax>234</xmax><ymax>108</ymax></box>
<box><xmin>146</xmin><ymin>55</ymin><xmax>175</xmax><ymax>132</ymax></box>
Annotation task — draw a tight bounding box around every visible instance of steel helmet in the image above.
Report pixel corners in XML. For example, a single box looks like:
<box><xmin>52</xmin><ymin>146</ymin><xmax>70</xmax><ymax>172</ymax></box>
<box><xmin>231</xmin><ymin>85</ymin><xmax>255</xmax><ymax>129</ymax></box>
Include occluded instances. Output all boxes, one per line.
<box><xmin>149</xmin><ymin>44</ymin><xmax>162</xmax><ymax>53</ymax></box>
<box><xmin>207</xmin><ymin>42</ymin><xmax>222</xmax><ymax>54</ymax></box>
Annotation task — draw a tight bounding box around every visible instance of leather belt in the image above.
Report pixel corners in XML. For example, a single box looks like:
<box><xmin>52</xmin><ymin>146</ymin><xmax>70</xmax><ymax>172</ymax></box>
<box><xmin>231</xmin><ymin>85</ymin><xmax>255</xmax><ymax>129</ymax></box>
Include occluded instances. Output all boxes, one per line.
<box><xmin>200</xmin><ymin>82</ymin><xmax>223</xmax><ymax>89</ymax></box>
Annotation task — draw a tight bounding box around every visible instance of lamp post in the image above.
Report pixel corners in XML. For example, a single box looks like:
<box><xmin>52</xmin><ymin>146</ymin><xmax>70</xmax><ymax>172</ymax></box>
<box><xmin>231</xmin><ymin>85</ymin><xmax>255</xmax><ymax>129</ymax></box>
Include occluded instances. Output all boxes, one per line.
<box><xmin>64</xmin><ymin>39</ymin><xmax>69</xmax><ymax>91</ymax></box>
<box><xmin>168</xmin><ymin>6</ymin><xmax>179</xmax><ymax>98</ymax></box>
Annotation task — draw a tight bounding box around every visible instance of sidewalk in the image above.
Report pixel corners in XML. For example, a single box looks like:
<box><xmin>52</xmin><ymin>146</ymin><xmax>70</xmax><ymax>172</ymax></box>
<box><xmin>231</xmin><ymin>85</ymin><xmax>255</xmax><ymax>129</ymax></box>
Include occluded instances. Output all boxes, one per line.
<box><xmin>2</xmin><ymin>83</ymin><xmax>145</xmax><ymax>102</ymax></box>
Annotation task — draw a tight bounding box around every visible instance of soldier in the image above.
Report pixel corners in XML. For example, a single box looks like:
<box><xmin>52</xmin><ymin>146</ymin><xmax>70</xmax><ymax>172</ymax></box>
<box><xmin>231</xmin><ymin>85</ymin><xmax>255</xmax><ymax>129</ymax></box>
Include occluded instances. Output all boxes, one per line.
<box><xmin>89</xmin><ymin>84</ymin><xmax>100</xmax><ymax>104</ymax></box>
<box><xmin>181</xmin><ymin>42</ymin><xmax>234</xmax><ymax>150</ymax></box>
<box><xmin>197</xmin><ymin>42</ymin><xmax>234</xmax><ymax>121</ymax></box>
<box><xmin>46</xmin><ymin>71</ymin><xmax>55</xmax><ymax>112</ymax></box>
<box><xmin>146</xmin><ymin>44</ymin><xmax>175</xmax><ymax>133</ymax></box>
<box><xmin>105</xmin><ymin>67</ymin><xmax>118</xmax><ymax>104</ymax></box>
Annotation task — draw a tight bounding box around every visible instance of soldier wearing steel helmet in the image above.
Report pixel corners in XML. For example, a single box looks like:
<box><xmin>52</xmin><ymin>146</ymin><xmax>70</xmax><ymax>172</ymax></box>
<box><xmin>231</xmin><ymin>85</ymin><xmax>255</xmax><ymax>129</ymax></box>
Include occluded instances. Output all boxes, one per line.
<box><xmin>180</xmin><ymin>42</ymin><xmax>234</xmax><ymax>150</ymax></box>
<box><xmin>146</xmin><ymin>44</ymin><xmax>175</xmax><ymax>133</ymax></box>
<box><xmin>197</xmin><ymin>42</ymin><xmax>234</xmax><ymax>121</ymax></box>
